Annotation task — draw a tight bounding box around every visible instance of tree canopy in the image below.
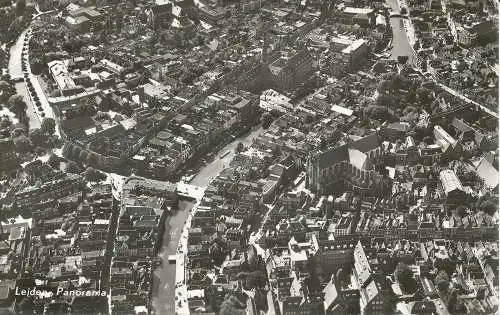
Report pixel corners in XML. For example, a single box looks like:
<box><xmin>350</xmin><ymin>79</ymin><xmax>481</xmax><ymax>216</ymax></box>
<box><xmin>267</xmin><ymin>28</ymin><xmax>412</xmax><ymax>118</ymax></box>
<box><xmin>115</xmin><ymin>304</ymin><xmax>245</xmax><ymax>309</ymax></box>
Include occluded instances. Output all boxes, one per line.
<box><xmin>219</xmin><ymin>293</ymin><xmax>247</xmax><ymax>315</ymax></box>
<box><xmin>8</xmin><ymin>95</ymin><xmax>27</xmax><ymax>118</ymax></box>
<box><xmin>41</xmin><ymin>118</ymin><xmax>56</xmax><ymax>135</ymax></box>
<box><xmin>262</xmin><ymin>112</ymin><xmax>273</xmax><ymax>129</ymax></box>
<box><xmin>15</xmin><ymin>0</ymin><xmax>26</xmax><ymax>16</ymax></box>
<box><xmin>85</xmin><ymin>167</ymin><xmax>107</xmax><ymax>182</ymax></box>
<box><xmin>395</xmin><ymin>262</ymin><xmax>416</xmax><ymax>294</ymax></box>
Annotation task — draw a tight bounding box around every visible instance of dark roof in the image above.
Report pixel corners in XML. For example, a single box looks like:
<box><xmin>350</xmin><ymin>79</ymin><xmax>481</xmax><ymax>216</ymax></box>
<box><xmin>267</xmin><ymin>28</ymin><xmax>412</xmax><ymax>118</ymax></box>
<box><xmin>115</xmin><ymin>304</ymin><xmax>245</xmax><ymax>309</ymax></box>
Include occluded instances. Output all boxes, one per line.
<box><xmin>349</xmin><ymin>133</ymin><xmax>380</xmax><ymax>152</ymax></box>
<box><xmin>124</xmin><ymin>206</ymin><xmax>154</xmax><ymax>217</ymax></box>
<box><xmin>0</xmin><ymin>280</ymin><xmax>14</xmax><ymax>300</ymax></box>
<box><xmin>411</xmin><ymin>301</ymin><xmax>437</xmax><ymax>314</ymax></box>
<box><xmin>60</xmin><ymin>116</ymin><xmax>95</xmax><ymax>137</ymax></box>
<box><xmin>317</xmin><ymin>145</ymin><xmax>348</xmax><ymax>168</ymax></box>
<box><xmin>0</xmin><ymin>138</ymin><xmax>15</xmax><ymax>150</ymax></box>
<box><xmin>386</xmin><ymin>122</ymin><xmax>411</xmax><ymax>133</ymax></box>
<box><xmin>317</xmin><ymin>133</ymin><xmax>380</xmax><ymax>169</ymax></box>
<box><xmin>451</xmin><ymin>118</ymin><xmax>473</xmax><ymax>133</ymax></box>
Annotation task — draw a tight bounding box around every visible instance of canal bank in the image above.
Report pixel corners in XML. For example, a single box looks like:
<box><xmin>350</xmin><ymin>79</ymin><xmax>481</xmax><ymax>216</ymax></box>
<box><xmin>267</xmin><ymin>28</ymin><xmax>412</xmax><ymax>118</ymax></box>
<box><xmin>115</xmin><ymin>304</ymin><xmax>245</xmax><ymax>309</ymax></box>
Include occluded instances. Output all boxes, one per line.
<box><xmin>151</xmin><ymin>125</ymin><xmax>264</xmax><ymax>314</ymax></box>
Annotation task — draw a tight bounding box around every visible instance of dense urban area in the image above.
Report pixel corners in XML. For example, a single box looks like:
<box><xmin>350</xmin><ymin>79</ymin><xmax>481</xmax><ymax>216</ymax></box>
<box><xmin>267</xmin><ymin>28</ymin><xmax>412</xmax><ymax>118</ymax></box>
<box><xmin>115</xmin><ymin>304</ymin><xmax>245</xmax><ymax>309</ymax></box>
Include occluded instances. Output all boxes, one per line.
<box><xmin>0</xmin><ymin>0</ymin><xmax>498</xmax><ymax>314</ymax></box>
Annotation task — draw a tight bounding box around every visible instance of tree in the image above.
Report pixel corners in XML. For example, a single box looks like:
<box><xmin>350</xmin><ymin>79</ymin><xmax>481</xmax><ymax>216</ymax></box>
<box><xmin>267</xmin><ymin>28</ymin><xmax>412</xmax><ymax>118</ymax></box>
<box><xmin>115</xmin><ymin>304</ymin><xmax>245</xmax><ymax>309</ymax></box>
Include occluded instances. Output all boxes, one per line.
<box><xmin>71</xmin><ymin>145</ymin><xmax>81</xmax><ymax>160</ymax></box>
<box><xmin>394</xmin><ymin>262</ymin><xmax>416</xmax><ymax>294</ymax></box>
<box><xmin>15</xmin><ymin>297</ymin><xmax>34</xmax><ymax>314</ymax></box>
<box><xmin>416</xmin><ymin>87</ymin><xmax>434</xmax><ymax>107</ymax></box>
<box><xmin>0</xmin><ymin>116</ymin><xmax>12</xmax><ymax>128</ymax></box>
<box><xmin>377</xmin><ymin>80</ymin><xmax>392</xmax><ymax>93</ymax></box>
<box><xmin>304</xmin><ymin>114</ymin><xmax>315</xmax><ymax>124</ymax></box>
<box><xmin>0</xmin><ymin>81</ymin><xmax>14</xmax><ymax>102</ymax></box>
<box><xmin>66</xmin><ymin>161</ymin><xmax>81</xmax><ymax>174</ymax></box>
<box><xmin>397</xmin><ymin>55</ymin><xmax>409</xmax><ymax>65</ymax></box>
<box><xmin>79</xmin><ymin>150</ymin><xmax>89</xmax><ymax>163</ymax></box>
<box><xmin>86</xmin><ymin>151</ymin><xmax>99</xmax><ymax>167</ymax></box>
<box><xmin>477</xmin><ymin>198</ymin><xmax>498</xmax><ymax>216</ymax></box>
<box><xmin>40</xmin><ymin>118</ymin><xmax>56</xmax><ymax>135</ymax></box>
<box><xmin>15</xmin><ymin>0</ymin><xmax>26</xmax><ymax>16</ymax></box>
<box><xmin>235</xmin><ymin>142</ymin><xmax>244</xmax><ymax>153</ymax></box>
<box><xmin>413</xmin><ymin>41</ymin><xmax>421</xmax><ymax>51</ymax></box>
<box><xmin>209</xmin><ymin>242</ymin><xmax>227</xmax><ymax>267</ymax></box>
<box><xmin>364</xmin><ymin>105</ymin><xmax>393</xmax><ymax>121</ymax></box>
<box><xmin>435</xmin><ymin>270</ymin><xmax>450</xmax><ymax>294</ymax></box>
<box><xmin>244</xmin><ymin>271</ymin><xmax>266</xmax><ymax>290</ymax></box>
<box><xmin>11</xmin><ymin>127</ymin><xmax>25</xmax><ymax>138</ymax></box>
<box><xmin>423</xmin><ymin>136</ymin><xmax>433</xmax><ymax>145</ymax></box>
<box><xmin>13</xmin><ymin>135</ymin><xmax>32</xmax><ymax>153</ymax></box>
<box><xmin>373</xmin><ymin>62</ymin><xmax>386</xmax><ymax>74</ymax></box>
<box><xmin>376</xmin><ymin>94</ymin><xmax>395</xmax><ymax>108</ymax></box>
<box><xmin>47</xmin><ymin>153</ymin><xmax>60</xmax><ymax>169</ymax></box>
<box><xmin>85</xmin><ymin>167</ymin><xmax>106</xmax><ymax>182</ymax></box>
<box><xmin>28</xmin><ymin>128</ymin><xmax>44</xmax><ymax>146</ymax></box>
<box><xmin>262</xmin><ymin>112</ymin><xmax>273</xmax><ymax>129</ymax></box>
<box><xmin>219</xmin><ymin>293</ymin><xmax>247</xmax><ymax>315</ymax></box>
<box><xmin>8</xmin><ymin>95</ymin><xmax>27</xmax><ymax>118</ymax></box>
<box><xmin>254</xmin><ymin>289</ymin><xmax>268</xmax><ymax>313</ymax></box>
<box><xmin>336</xmin><ymin>268</ymin><xmax>345</xmax><ymax>284</ymax></box>
<box><xmin>31</xmin><ymin>57</ymin><xmax>44</xmax><ymax>75</ymax></box>
<box><xmin>455</xmin><ymin>205</ymin><xmax>467</xmax><ymax>218</ymax></box>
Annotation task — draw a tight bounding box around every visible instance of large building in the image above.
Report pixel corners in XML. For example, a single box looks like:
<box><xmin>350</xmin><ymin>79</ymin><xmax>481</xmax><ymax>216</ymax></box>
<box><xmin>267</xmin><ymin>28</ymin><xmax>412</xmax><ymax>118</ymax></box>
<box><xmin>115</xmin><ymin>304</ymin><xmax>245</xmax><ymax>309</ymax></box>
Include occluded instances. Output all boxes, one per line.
<box><xmin>311</xmin><ymin>235</ymin><xmax>356</xmax><ymax>279</ymax></box>
<box><xmin>264</xmin><ymin>48</ymin><xmax>315</xmax><ymax>91</ymax></box>
<box><xmin>456</xmin><ymin>19</ymin><xmax>497</xmax><ymax>47</ymax></box>
<box><xmin>439</xmin><ymin>169</ymin><xmax>467</xmax><ymax>206</ymax></box>
<box><xmin>306</xmin><ymin>134</ymin><xmax>386</xmax><ymax>195</ymax></box>
<box><xmin>335</xmin><ymin>6</ymin><xmax>375</xmax><ymax>27</ymax></box>
<box><xmin>48</xmin><ymin>60</ymin><xmax>85</xmax><ymax>96</ymax></box>
<box><xmin>353</xmin><ymin>242</ymin><xmax>389</xmax><ymax>315</ymax></box>
<box><xmin>329</xmin><ymin>37</ymin><xmax>368</xmax><ymax>74</ymax></box>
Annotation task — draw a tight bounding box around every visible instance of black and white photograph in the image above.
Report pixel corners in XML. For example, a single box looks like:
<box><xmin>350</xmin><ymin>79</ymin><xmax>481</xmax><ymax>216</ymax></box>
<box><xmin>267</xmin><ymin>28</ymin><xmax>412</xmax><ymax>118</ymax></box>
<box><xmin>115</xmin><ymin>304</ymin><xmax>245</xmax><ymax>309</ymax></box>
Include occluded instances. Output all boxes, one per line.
<box><xmin>0</xmin><ymin>0</ymin><xmax>498</xmax><ymax>314</ymax></box>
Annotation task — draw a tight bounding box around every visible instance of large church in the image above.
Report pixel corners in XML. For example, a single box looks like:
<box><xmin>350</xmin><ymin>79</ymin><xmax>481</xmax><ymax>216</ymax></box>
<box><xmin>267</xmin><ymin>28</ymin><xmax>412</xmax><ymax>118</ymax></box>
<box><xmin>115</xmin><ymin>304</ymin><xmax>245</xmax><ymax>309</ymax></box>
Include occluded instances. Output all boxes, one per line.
<box><xmin>236</xmin><ymin>31</ymin><xmax>315</xmax><ymax>93</ymax></box>
<box><xmin>306</xmin><ymin>133</ymin><xmax>389</xmax><ymax>195</ymax></box>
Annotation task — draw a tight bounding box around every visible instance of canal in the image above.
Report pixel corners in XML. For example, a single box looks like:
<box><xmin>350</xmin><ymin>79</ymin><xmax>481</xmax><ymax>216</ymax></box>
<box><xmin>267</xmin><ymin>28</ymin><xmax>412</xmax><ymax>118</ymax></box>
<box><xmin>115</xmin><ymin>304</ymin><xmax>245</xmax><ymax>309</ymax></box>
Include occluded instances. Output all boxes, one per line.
<box><xmin>151</xmin><ymin>125</ymin><xmax>264</xmax><ymax>314</ymax></box>
<box><xmin>386</xmin><ymin>0</ymin><xmax>415</xmax><ymax>62</ymax></box>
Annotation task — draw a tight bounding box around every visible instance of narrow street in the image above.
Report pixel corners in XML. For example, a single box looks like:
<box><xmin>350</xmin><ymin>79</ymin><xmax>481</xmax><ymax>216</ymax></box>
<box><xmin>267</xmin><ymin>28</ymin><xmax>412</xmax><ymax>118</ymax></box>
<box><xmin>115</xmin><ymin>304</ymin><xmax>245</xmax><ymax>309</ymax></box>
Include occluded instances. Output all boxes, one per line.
<box><xmin>437</xmin><ymin>83</ymin><xmax>499</xmax><ymax>119</ymax></box>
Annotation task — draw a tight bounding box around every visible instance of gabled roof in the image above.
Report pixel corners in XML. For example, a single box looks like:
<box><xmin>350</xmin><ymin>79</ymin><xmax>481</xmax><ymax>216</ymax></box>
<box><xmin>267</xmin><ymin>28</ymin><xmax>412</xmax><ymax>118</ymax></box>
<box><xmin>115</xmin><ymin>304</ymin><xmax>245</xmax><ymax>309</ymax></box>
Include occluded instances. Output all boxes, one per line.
<box><xmin>348</xmin><ymin>148</ymin><xmax>368</xmax><ymax>170</ymax></box>
<box><xmin>349</xmin><ymin>133</ymin><xmax>380</xmax><ymax>153</ymax></box>
<box><xmin>439</xmin><ymin>170</ymin><xmax>464</xmax><ymax>195</ymax></box>
<box><xmin>475</xmin><ymin>157</ymin><xmax>499</xmax><ymax>189</ymax></box>
<box><xmin>316</xmin><ymin>133</ymin><xmax>380</xmax><ymax>169</ymax></box>
<box><xmin>362</xmin><ymin>279</ymin><xmax>380</xmax><ymax>304</ymax></box>
<box><xmin>323</xmin><ymin>279</ymin><xmax>339</xmax><ymax>311</ymax></box>
<box><xmin>451</xmin><ymin>118</ymin><xmax>473</xmax><ymax>133</ymax></box>
<box><xmin>386</xmin><ymin>122</ymin><xmax>411</xmax><ymax>133</ymax></box>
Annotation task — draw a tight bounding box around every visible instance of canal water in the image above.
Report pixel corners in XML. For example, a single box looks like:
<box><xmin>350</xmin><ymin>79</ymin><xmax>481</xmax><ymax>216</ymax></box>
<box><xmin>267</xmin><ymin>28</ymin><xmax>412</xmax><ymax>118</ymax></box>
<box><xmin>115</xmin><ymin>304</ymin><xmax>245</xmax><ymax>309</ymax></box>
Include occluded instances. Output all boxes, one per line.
<box><xmin>386</xmin><ymin>0</ymin><xmax>415</xmax><ymax>62</ymax></box>
<box><xmin>151</xmin><ymin>126</ymin><xmax>263</xmax><ymax>314</ymax></box>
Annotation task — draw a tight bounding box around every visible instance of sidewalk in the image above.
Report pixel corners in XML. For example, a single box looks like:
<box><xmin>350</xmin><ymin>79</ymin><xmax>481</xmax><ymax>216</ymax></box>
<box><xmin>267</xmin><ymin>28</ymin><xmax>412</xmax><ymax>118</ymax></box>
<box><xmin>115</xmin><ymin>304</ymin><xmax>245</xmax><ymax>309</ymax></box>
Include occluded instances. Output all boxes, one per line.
<box><xmin>174</xmin><ymin>187</ymin><xmax>206</xmax><ymax>315</ymax></box>
<box><xmin>22</xmin><ymin>30</ymin><xmax>59</xmax><ymax>136</ymax></box>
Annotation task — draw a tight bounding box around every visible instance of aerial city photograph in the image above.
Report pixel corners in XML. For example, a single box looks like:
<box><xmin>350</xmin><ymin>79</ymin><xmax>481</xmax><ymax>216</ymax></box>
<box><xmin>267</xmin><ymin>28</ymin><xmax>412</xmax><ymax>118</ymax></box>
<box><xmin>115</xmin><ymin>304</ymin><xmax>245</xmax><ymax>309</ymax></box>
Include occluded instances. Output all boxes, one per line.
<box><xmin>0</xmin><ymin>0</ymin><xmax>497</xmax><ymax>313</ymax></box>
